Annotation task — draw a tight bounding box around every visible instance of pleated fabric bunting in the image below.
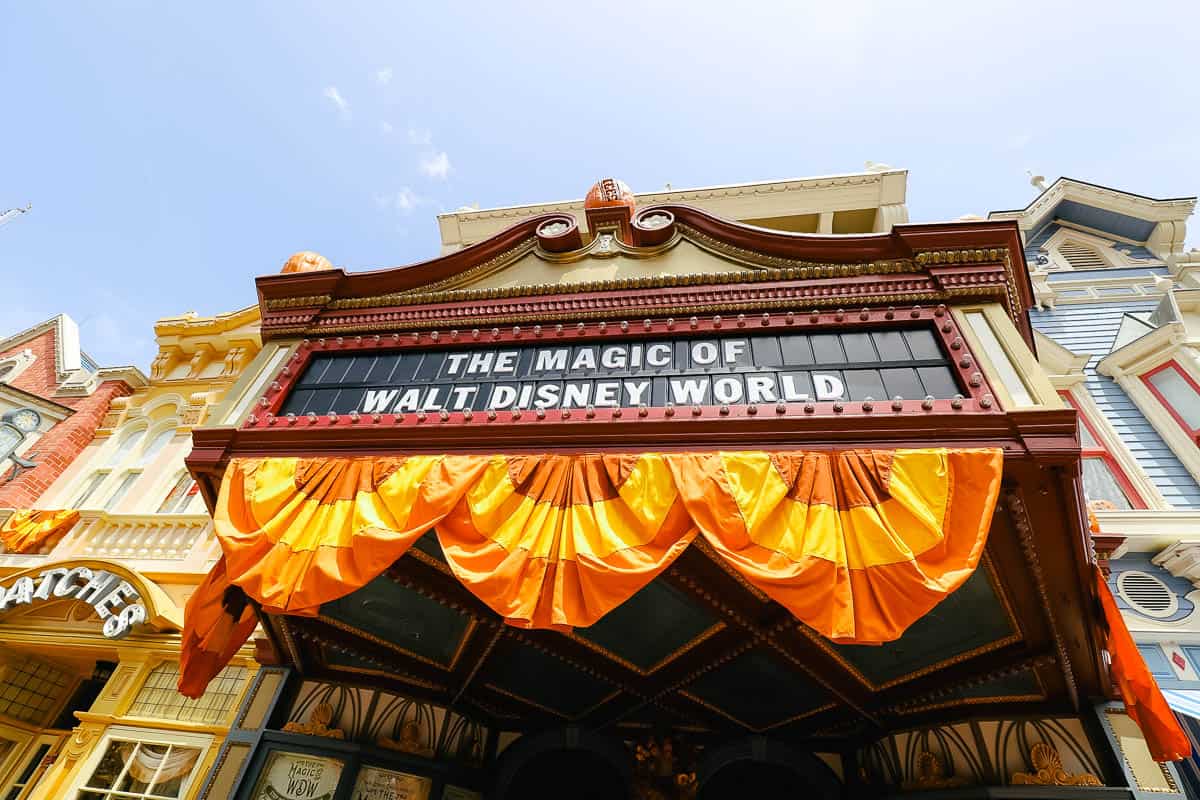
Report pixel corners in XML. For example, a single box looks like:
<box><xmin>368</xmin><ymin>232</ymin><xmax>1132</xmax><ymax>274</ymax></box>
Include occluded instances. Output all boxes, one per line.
<box><xmin>179</xmin><ymin>448</ymin><xmax>1002</xmax><ymax>697</ymax></box>
<box><xmin>0</xmin><ymin>509</ymin><xmax>80</xmax><ymax>554</ymax></box>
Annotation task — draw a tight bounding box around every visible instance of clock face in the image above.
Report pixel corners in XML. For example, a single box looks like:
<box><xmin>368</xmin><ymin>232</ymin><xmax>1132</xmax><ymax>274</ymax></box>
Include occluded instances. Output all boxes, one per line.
<box><xmin>8</xmin><ymin>409</ymin><xmax>40</xmax><ymax>433</ymax></box>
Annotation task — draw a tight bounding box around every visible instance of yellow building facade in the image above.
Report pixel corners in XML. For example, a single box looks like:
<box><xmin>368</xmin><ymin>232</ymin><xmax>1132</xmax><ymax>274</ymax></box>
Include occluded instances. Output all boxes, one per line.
<box><xmin>0</xmin><ymin>306</ymin><xmax>264</xmax><ymax>800</ymax></box>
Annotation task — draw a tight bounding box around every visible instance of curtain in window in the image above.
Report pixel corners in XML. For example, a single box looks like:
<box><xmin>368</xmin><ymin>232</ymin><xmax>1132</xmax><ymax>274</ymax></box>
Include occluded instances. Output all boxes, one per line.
<box><xmin>180</xmin><ymin>448</ymin><xmax>1001</xmax><ymax>697</ymax></box>
<box><xmin>118</xmin><ymin>743</ymin><xmax>199</xmax><ymax>784</ymax></box>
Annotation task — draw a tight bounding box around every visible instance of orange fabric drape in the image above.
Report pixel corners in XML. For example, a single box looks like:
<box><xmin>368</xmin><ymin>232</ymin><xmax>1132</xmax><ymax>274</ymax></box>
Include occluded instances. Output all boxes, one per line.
<box><xmin>213</xmin><ymin>455</ymin><xmax>493</xmax><ymax>614</ymax></box>
<box><xmin>436</xmin><ymin>454</ymin><xmax>698</xmax><ymax>630</ymax></box>
<box><xmin>666</xmin><ymin>450</ymin><xmax>1002</xmax><ymax>644</ymax></box>
<box><xmin>1095</xmin><ymin>565</ymin><xmax>1191</xmax><ymax>762</ymax></box>
<box><xmin>178</xmin><ymin>556</ymin><xmax>258</xmax><ymax>698</ymax></box>
<box><xmin>181</xmin><ymin>449</ymin><xmax>1002</xmax><ymax>695</ymax></box>
<box><xmin>0</xmin><ymin>510</ymin><xmax>79</xmax><ymax>554</ymax></box>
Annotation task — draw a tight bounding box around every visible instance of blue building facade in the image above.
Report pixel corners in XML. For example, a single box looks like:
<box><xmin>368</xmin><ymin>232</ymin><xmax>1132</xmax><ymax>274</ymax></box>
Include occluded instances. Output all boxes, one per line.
<box><xmin>994</xmin><ymin>178</ymin><xmax>1200</xmax><ymax>796</ymax></box>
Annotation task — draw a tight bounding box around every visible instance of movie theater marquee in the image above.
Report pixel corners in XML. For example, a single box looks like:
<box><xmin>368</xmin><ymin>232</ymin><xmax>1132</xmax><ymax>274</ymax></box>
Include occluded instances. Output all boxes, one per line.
<box><xmin>279</xmin><ymin>328</ymin><xmax>961</xmax><ymax>417</ymax></box>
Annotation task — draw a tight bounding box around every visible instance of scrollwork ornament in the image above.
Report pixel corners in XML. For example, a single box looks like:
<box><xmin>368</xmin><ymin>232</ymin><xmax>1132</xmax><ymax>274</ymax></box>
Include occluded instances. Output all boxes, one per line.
<box><xmin>62</xmin><ymin>723</ymin><xmax>102</xmax><ymax>766</ymax></box>
<box><xmin>281</xmin><ymin>701</ymin><xmax>345</xmax><ymax>740</ymax></box>
<box><xmin>1011</xmin><ymin>742</ymin><xmax>1101</xmax><ymax>787</ymax></box>
<box><xmin>902</xmin><ymin>751</ymin><xmax>969</xmax><ymax>790</ymax></box>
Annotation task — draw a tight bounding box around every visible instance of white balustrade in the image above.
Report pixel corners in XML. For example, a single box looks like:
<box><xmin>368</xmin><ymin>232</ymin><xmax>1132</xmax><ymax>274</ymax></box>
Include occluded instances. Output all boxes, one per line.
<box><xmin>0</xmin><ymin>508</ymin><xmax>215</xmax><ymax>570</ymax></box>
<box><xmin>72</xmin><ymin>511</ymin><xmax>212</xmax><ymax>560</ymax></box>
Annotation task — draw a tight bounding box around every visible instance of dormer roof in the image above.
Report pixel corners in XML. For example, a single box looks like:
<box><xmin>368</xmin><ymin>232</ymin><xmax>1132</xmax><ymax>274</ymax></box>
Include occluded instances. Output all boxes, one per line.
<box><xmin>989</xmin><ymin>177</ymin><xmax>1195</xmax><ymax>260</ymax></box>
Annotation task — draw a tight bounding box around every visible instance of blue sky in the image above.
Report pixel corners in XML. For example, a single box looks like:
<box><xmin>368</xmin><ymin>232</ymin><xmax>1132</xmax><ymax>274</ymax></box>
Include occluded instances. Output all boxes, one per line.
<box><xmin>3</xmin><ymin>2</ymin><xmax>1198</xmax><ymax>369</ymax></box>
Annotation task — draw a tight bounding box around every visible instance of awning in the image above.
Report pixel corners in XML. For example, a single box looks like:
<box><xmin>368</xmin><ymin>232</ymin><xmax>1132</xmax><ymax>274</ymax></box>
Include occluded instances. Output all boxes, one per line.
<box><xmin>1164</xmin><ymin>690</ymin><xmax>1200</xmax><ymax>721</ymax></box>
<box><xmin>179</xmin><ymin>448</ymin><xmax>1003</xmax><ymax>697</ymax></box>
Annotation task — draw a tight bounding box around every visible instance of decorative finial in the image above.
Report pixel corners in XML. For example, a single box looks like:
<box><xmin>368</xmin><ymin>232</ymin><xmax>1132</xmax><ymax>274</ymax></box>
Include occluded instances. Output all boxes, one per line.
<box><xmin>281</xmin><ymin>251</ymin><xmax>334</xmax><ymax>274</ymax></box>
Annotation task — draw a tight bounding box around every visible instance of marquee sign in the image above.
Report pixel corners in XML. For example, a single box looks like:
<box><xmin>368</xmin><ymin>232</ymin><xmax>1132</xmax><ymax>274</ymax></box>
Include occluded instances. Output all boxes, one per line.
<box><xmin>279</xmin><ymin>328</ymin><xmax>962</xmax><ymax>417</ymax></box>
<box><xmin>0</xmin><ymin>566</ymin><xmax>147</xmax><ymax>639</ymax></box>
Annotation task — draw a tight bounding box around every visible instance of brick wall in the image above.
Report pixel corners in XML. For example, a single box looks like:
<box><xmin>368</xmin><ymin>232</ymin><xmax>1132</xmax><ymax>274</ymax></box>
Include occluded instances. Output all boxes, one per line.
<box><xmin>0</xmin><ymin>380</ymin><xmax>132</xmax><ymax>508</ymax></box>
<box><xmin>0</xmin><ymin>329</ymin><xmax>134</xmax><ymax>508</ymax></box>
<box><xmin>1</xmin><ymin>328</ymin><xmax>63</xmax><ymax>401</ymax></box>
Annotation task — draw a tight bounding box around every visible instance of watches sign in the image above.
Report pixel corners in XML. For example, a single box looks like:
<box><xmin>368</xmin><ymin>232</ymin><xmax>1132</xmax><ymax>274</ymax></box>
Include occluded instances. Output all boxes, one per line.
<box><xmin>0</xmin><ymin>567</ymin><xmax>148</xmax><ymax>639</ymax></box>
<box><xmin>280</xmin><ymin>328</ymin><xmax>960</xmax><ymax>417</ymax></box>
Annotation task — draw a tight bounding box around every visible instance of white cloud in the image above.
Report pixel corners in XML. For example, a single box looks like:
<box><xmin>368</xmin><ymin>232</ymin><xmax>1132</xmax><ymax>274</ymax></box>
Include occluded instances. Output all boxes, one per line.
<box><xmin>419</xmin><ymin>151</ymin><xmax>451</xmax><ymax>180</ymax></box>
<box><xmin>375</xmin><ymin>187</ymin><xmax>422</xmax><ymax>214</ymax></box>
<box><xmin>374</xmin><ymin>67</ymin><xmax>393</xmax><ymax>86</ymax></box>
<box><xmin>379</xmin><ymin>121</ymin><xmax>394</xmax><ymax>135</ymax></box>
<box><xmin>406</xmin><ymin>126</ymin><xmax>432</xmax><ymax>146</ymax></box>
<box><xmin>322</xmin><ymin>86</ymin><xmax>350</xmax><ymax>119</ymax></box>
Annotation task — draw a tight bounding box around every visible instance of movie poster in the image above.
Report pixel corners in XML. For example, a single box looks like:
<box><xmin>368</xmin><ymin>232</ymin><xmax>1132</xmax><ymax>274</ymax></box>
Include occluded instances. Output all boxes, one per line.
<box><xmin>250</xmin><ymin>752</ymin><xmax>344</xmax><ymax>800</ymax></box>
<box><xmin>351</xmin><ymin>766</ymin><xmax>433</xmax><ymax>800</ymax></box>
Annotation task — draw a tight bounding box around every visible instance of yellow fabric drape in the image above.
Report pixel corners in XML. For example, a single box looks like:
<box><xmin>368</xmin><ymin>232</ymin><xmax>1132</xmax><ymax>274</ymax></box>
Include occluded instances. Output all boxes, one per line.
<box><xmin>0</xmin><ymin>510</ymin><xmax>79</xmax><ymax>554</ymax></box>
<box><xmin>181</xmin><ymin>449</ymin><xmax>1002</xmax><ymax>696</ymax></box>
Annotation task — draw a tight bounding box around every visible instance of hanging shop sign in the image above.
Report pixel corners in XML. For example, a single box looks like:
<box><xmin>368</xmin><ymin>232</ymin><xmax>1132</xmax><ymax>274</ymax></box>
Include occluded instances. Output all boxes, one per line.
<box><xmin>251</xmin><ymin>752</ymin><xmax>344</xmax><ymax>800</ymax></box>
<box><xmin>0</xmin><ymin>566</ymin><xmax>147</xmax><ymax>639</ymax></box>
<box><xmin>279</xmin><ymin>328</ymin><xmax>961</xmax><ymax>417</ymax></box>
<box><xmin>351</xmin><ymin>766</ymin><xmax>432</xmax><ymax>800</ymax></box>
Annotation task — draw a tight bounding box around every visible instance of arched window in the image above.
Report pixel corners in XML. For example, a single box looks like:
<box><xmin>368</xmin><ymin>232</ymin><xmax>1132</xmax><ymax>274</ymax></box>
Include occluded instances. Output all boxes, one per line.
<box><xmin>71</xmin><ymin>427</ymin><xmax>145</xmax><ymax>508</ymax></box>
<box><xmin>105</xmin><ymin>428</ymin><xmax>145</xmax><ymax>467</ymax></box>
<box><xmin>137</xmin><ymin>428</ymin><xmax>176</xmax><ymax>467</ymax></box>
<box><xmin>103</xmin><ymin>427</ymin><xmax>178</xmax><ymax>511</ymax></box>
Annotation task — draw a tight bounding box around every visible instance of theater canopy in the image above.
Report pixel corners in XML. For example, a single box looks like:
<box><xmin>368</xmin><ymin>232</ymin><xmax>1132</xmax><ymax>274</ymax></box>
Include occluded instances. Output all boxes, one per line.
<box><xmin>184</xmin><ymin>183</ymin><xmax>1178</xmax><ymax>755</ymax></box>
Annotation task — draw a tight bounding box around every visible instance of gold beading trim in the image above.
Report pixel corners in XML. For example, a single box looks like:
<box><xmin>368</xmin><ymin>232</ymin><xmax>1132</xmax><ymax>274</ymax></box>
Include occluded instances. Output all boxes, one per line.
<box><xmin>265</xmin><ymin>294</ymin><xmax>333</xmax><ymax>311</ymax></box>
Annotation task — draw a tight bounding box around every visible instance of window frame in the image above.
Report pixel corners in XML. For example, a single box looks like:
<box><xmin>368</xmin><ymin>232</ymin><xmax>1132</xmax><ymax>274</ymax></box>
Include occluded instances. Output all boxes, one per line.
<box><xmin>156</xmin><ymin>472</ymin><xmax>201</xmax><ymax>515</ymax></box>
<box><xmin>1</xmin><ymin>732</ymin><xmax>63</xmax><ymax>800</ymax></box>
<box><xmin>1142</xmin><ymin>360</ymin><xmax>1200</xmax><ymax>445</ymax></box>
<box><xmin>1061</xmin><ymin>391</ymin><xmax>1147</xmax><ymax>510</ymax></box>
<box><xmin>67</xmin><ymin>725</ymin><xmax>212</xmax><ymax>800</ymax></box>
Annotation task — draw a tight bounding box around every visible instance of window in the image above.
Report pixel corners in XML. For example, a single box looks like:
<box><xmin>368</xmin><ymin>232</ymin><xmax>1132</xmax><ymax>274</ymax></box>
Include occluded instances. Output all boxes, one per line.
<box><xmin>0</xmin><ymin>657</ymin><xmax>71</xmax><ymax>725</ymax></box>
<box><xmin>1143</xmin><ymin>362</ymin><xmax>1200</xmax><ymax>443</ymax></box>
<box><xmin>71</xmin><ymin>472</ymin><xmax>107</xmax><ymax>508</ymax></box>
<box><xmin>5</xmin><ymin>740</ymin><xmax>54</xmax><ymax>800</ymax></box>
<box><xmin>77</xmin><ymin>738</ymin><xmax>203</xmax><ymax>800</ymax></box>
<box><xmin>1061</xmin><ymin>393</ymin><xmax>1145</xmax><ymax>510</ymax></box>
<box><xmin>156</xmin><ymin>474</ymin><xmax>200</xmax><ymax>514</ymax></box>
<box><xmin>963</xmin><ymin>311</ymin><xmax>1034</xmax><ymax>407</ymax></box>
<box><xmin>136</xmin><ymin>430</ymin><xmax>175</xmax><ymax>468</ymax></box>
<box><xmin>98</xmin><ymin>428</ymin><xmax>177</xmax><ymax>512</ymax></box>
<box><xmin>105</xmin><ymin>430</ymin><xmax>145</xmax><ymax>468</ymax></box>
<box><xmin>102</xmin><ymin>471</ymin><xmax>140</xmax><ymax>512</ymax></box>
<box><xmin>126</xmin><ymin>664</ymin><xmax>247</xmax><ymax>726</ymax></box>
<box><xmin>72</xmin><ymin>429</ymin><xmax>146</xmax><ymax>509</ymax></box>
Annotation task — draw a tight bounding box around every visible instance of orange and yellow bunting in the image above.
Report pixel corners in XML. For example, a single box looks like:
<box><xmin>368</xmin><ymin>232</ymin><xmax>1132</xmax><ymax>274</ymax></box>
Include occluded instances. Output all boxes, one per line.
<box><xmin>181</xmin><ymin>449</ymin><xmax>1002</xmax><ymax>696</ymax></box>
<box><xmin>0</xmin><ymin>509</ymin><xmax>79</xmax><ymax>555</ymax></box>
